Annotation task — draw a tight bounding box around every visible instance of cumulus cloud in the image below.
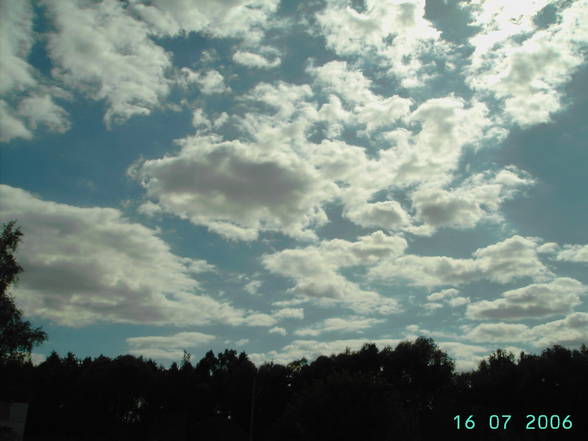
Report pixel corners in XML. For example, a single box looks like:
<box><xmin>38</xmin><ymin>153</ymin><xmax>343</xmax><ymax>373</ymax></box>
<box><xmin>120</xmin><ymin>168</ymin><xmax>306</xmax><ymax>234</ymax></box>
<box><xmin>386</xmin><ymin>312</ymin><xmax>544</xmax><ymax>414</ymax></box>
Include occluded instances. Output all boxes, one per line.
<box><xmin>269</xmin><ymin>327</ymin><xmax>287</xmax><ymax>336</ymax></box>
<box><xmin>130</xmin><ymin>0</ymin><xmax>279</xmax><ymax>42</ymax></box>
<box><xmin>465</xmin><ymin>0</ymin><xmax>588</xmax><ymax>126</ymax></box>
<box><xmin>127</xmin><ymin>331</ymin><xmax>216</xmax><ymax>361</ymax></box>
<box><xmin>556</xmin><ymin>244</ymin><xmax>588</xmax><ymax>264</ymax></box>
<box><xmin>233</xmin><ymin>49</ymin><xmax>281</xmax><ymax>69</ymax></box>
<box><xmin>380</xmin><ymin>97</ymin><xmax>497</xmax><ymax>190</ymax></box>
<box><xmin>0</xmin><ymin>100</ymin><xmax>32</xmax><ymax>142</ymax></box>
<box><xmin>272</xmin><ymin>308</ymin><xmax>305</xmax><ymax>320</ymax></box>
<box><xmin>316</xmin><ymin>0</ymin><xmax>445</xmax><ymax>87</ymax></box>
<box><xmin>0</xmin><ymin>0</ymin><xmax>70</xmax><ymax>142</ymax></box>
<box><xmin>466</xmin><ymin>277</ymin><xmax>586</xmax><ymax>321</ymax></box>
<box><xmin>370</xmin><ymin>235</ymin><xmax>551</xmax><ymax>288</ymax></box>
<box><xmin>424</xmin><ymin>289</ymin><xmax>469</xmax><ymax>310</ymax></box>
<box><xmin>44</xmin><ymin>0</ymin><xmax>172</xmax><ymax>127</ymax></box>
<box><xmin>179</xmin><ymin>68</ymin><xmax>230</xmax><ymax>94</ymax></box>
<box><xmin>427</xmin><ymin>288</ymin><xmax>460</xmax><ymax>302</ymax></box>
<box><xmin>0</xmin><ymin>0</ymin><xmax>36</xmax><ymax>95</ymax></box>
<box><xmin>263</xmin><ymin>231</ymin><xmax>405</xmax><ymax>314</ymax></box>
<box><xmin>0</xmin><ymin>185</ymin><xmax>274</xmax><ymax>327</ymax></box>
<box><xmin>464</xmin><ymin>323</ymin><xmax>531</xmax><ymax>343</ymax></box>
<box><xmin>130</xmin><ymin>134</ymin><xmax>338</xmax><ymax>241</ymax></box>
<box><xmin>244</xmin><ymin>81</ymin><xmax>313</xmax><ymax>118</ymax></box>
<box><xmin>410</xmin><ymin>166</ymin><xmax>534</xmax><ymax>232</ymax></box>
<box><xmin>244</xmin><ymin>280</ymin><xmax>262</xmax><ymax>295</ymax></box>
<box><xmin>463</xmin><ymin>312</ymin><xmax>588</xmax><ymax>349</ymax></box>
<box><xmin>436</xmin><ymin>342</ymin><xmax>490</xmax><ymax>372</ymax></box>
<box><xmin>529</xmin><ymin>312</ymin><xmax>588</xmax><ymax>348</ymax></box>
<box><xmin>294</xmin><ymin>316</ymin><xmax>384</xmax><ymax>337</ymax></box>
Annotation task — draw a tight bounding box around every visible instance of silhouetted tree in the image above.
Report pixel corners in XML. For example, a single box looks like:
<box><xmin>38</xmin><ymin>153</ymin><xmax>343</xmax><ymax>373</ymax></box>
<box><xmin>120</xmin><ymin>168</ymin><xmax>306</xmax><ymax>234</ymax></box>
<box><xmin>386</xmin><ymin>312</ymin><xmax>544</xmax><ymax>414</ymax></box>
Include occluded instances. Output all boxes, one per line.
<box><xmin>0</xmin><ymin>221</ymin><xmax>47</xmax><ymax>365</ymax></box>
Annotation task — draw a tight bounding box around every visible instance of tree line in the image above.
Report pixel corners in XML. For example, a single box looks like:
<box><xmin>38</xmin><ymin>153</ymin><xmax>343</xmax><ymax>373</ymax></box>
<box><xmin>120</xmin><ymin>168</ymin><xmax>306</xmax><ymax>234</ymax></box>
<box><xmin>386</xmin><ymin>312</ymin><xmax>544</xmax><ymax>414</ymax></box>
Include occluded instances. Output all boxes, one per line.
<box><xmin>1</xmin><ymin>221</ymin><xmax>587</xmax><ymax>440</ymax></box>
<box><xmin>1</xmin><ymin>340</ymin><xmax>587</xmax><ymax>441</ymax></box>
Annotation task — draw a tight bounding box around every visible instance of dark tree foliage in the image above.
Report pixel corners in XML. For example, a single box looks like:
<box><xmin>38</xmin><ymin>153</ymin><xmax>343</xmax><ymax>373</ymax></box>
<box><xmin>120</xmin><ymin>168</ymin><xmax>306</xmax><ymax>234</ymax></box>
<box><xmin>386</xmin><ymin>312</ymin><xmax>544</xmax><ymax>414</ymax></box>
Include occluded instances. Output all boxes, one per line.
<box><xmin>6</xmin><ymin>339</ymin><xmax>586</xmax><ymax>441</ymax></box>
<box><xmin>0</xmin><ymin>221</ymin><xmax>47</xmax><ymax>366</ymax></box>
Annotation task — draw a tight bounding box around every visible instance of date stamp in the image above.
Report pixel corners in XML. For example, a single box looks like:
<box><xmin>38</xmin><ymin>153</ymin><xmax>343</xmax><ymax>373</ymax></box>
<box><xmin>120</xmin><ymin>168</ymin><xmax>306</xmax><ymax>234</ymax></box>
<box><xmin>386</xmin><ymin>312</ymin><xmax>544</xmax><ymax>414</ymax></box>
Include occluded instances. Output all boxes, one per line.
<box><xmin>453</xmin><ymin>414</ymin><xmax>573</xmax><ymax>431</ymax></box>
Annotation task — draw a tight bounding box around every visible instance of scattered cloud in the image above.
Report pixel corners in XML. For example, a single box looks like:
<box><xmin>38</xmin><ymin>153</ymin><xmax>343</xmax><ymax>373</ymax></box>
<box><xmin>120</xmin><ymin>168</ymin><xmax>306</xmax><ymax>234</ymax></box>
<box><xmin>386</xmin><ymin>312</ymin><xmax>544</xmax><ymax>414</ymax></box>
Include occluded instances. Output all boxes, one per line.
<box><xmin>130</xmin><ymin>134</ymin><xmax>338</xmax><ymax>241</ymax></box>
<box><xmin>294</xmin><ymin>316</ymin><xmax>384</xmax><ymax>337</ymax></box>
<box><xmin>0</xmin><ymin>0</ymin><xmax>70</xmax><ymax>142</ymax></box>
<box><xmin>315</xmin><ymin>0</ymin><xmax>445</xmax><ymax>87</ymax></box>
<box><xmin>233</xmin><ymin>49</ymin><xmax>281</xmax><ymax>69</ymax></box>
<box><xmin>127</xmin><ymin>331</ymin><xmax>216</xmax><ymax>361</ymax></box>
<box><xmin>464</xmin><ymin>323</ymin><xmax>531</xmax><ymax>343</ymax></box>
<box><xmin>129</xmin><ymin>0</ymin><xmax>280</xmax><ymax>42</ymax></box>
<box><xmin>269</xmin><ymin>327</ymin><xmax>287</xmax><ymax>336</ymax></box>
<box><xmin>529</xmin><ymin>312</ymin><xmax>588</xmax><ymax>348</ymax></box>
<box><xmin>370</xmin><ymin>235</ymin><xmax>551</xmax><ymax>288</ymax></box>
<box><xmin>263</xmin><ymin>231</ymin><xmax>405</xmax><ymax>314</ymax></box>
<box><xmin>466</xmin><ymin>277</ymin><xmax>586</xmax><ymax>321</ymax></box>
<box><xmin>272</xmin><ymin>308</ymin><xmax>305</xmax><ymax>320</ymax></box>
<box><xmin>465</xmin><ymin>0</ymin><xmax>588</xmax><ymax>126</ymax></box>
<box><xmin>556</xmin><ymin>244</ymin><xmax>588</xmax><ymax>264</ymax></box>
<box><xmin>44</xmin><ymin>0</ymin><xmax>172</xmax><ymax>127</ymax></box>
<box><xmin>463</xmin><ymin>312</ymin><xmax>588</xmax><ymax>349</ymax></box>
<box><xmin>179</xmin><ymin>68</ymin><xmax>230</xmax><ymax>94</ymax></box>
<box><xmin>0</xmin><ymin>185</ymin><xmax>270</xmax><ymax>328</ymax></box>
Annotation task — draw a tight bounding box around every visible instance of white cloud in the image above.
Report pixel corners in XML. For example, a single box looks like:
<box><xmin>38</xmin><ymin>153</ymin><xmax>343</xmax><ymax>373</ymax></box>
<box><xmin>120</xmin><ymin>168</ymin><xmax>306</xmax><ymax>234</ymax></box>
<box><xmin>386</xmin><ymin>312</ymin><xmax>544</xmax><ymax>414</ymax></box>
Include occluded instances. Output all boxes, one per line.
<box><xmin>245</xmin><ymin>81</ymin><xmax>313</xmax><ymax>118</ymax></box>
<box><xmin>0</xmin><ymin>185</ymin><xmax>271</xmax><ymax>327</ymax></box>
<box><xmin>410</xmin><ymin>166</ymin><xmax>534</xmax><ymax>231</ymax></box>
<box><xmin>0</xmin><ymin>100</ymin><xmax>32</xmax><ymax>142</ymax></box>
<box><xmin>427</xmin><ymin>288</ymin><xmax>460</xmax><ymax>302</ymax></box>
<box><xmin>44</xmin><ymin>0</ymin><xmax>172</xmax><ymax>127</ymax></box>
<box><xmin>269</xmin><ymin>326</ymin><xmax>287</xmax><ymax>336</ymax></box>
<box><xmin>294</xmin><ymin>316</ymin><xmax>384</xmax><ymax>337</ymax></box>
<box><xmin>130</xmin><ymin>134</ymin><xmax>338</xmax><ymax>241</ymax></box>
<box><xmin>0</xmin><ymin>0</ymin><xmax>36</xmax><ymax>95</ymax></box>
<box><xmin>370</xmin><ymin>235</ymin><xmax>551</xmax><ymax>288</ymax></box>
<box><xmin>529</xmin><ymin>312</ymin><xmax>588</xmax><ymax>348</ymax></box>
<box><xmin>380</xmin><ymin>97</ymin><xmax>497</xmax><ymax>190</ymax></box>
<box><xmin>127</xmin><ymin>331</ymin><xmax>216</xmax><ymax>361</ymax></box>
<box><xmin>464</xmin><ymin>323</ymin><xmax>531</xmax><ymax>343</ymax></box>
<box><xmin>244</xmin><ymin>280</ymin><xmax>262</xmax><ymax>295</ymax></box>
<box><xmin>465</xmin><ymin>0</ymin><xmax>588</xmax><ymax>126</ymax></box>
<box><xmin>425</xmin><ymin>289</ymin><xmax>468</xmax><ymax>310</ymax></box>
<box><xmin>466</xmin><ymin>277</ymin><xmax>586</xmax><ymax>321</ymax></box>
<box><xmin>344</xmin><ymin>200</ymin><xmax>412</xmax><ymax>230</ymax></box>
<box><xmin>263</xmin><ymin>231</ymin><xmax>405</xmax><ymax>314</ymax></box>
<box><xmin>179</xmin><ymin>68</ymin><xmax>230</xmax><ymax>94</ymax></box>
<box><xmin>557</xmin><ymin>244</ymin><xmax>588</xmax><ymax>264</ymax></box>
<box><xmin>272</xmin><ymin>308</ymin><xmax>305</xmax><ymax>320</ymax></box>
<box><xmin>0</xmin><ymin>1</ymin><xmax>70</xmax><ymax>142</ymax></box>
<box><xmin>423</xmin><ymin>302</ymin><xmax>443</xmax><ymax>312</ymax></box>
<box><xmin>233</xmin><ymin>50</ymin><xmax>281</xmax><ymax>69</ymax></box>
<box><xmin>130</xmin><ymin>0</ymin><xmax>280</xmax><ymax>42</ymax></box>
<box><xmin>316</xmin><ymin>0</ymin><xmax>445</xmax><ymax>87</ymax></box>
<box><xmin>447</xmin><ymin>296</ymin><xmax>470</xmax><ymax>307</ymax></box>
<box><xmin>308</xmin><ymin>60</ymin><xmax>381</xmax><ymax>105</ymax></box>
<box><xmin>463</xmin><ymin>312</ymin><xmax>588</xmax><ymax>349</ymax></box>
<box><xmin>437</xmin><ymin>342</ymin><xmax>489</xmax><ymax>372</ymax></box>
<box><xmin>17</xmin><ymin>93</ymin><xmax>70</xmax><ymax>134</ymax></box>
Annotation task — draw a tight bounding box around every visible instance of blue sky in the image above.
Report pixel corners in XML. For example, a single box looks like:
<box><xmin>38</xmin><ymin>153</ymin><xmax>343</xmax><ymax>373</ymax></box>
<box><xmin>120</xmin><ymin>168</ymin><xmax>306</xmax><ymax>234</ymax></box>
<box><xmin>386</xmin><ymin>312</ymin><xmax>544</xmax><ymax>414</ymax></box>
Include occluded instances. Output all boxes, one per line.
<box><xmin>1</xmin><ymin>0</ymin><xmax>587</xmax><ymax>371</ymax></box>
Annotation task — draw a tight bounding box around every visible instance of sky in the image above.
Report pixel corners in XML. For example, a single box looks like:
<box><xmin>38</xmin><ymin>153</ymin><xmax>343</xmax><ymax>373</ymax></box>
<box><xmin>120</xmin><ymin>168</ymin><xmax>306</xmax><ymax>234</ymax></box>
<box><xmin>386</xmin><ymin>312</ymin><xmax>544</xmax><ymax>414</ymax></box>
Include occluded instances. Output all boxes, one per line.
<box><xmin>0</xmin><ymin>0</ymin><xmax>587</xmax><ymax>371</ymax></box>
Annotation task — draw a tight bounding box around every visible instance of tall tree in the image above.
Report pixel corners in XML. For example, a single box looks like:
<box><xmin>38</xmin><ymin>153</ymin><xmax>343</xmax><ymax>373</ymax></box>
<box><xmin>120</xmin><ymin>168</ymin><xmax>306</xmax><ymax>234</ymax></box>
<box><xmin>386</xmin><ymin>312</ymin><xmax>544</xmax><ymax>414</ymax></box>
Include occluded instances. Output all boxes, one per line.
<box><xmin>0</xmin><ymin>221</ymin><xmax>47</xmax><ymax>365</ymax></box>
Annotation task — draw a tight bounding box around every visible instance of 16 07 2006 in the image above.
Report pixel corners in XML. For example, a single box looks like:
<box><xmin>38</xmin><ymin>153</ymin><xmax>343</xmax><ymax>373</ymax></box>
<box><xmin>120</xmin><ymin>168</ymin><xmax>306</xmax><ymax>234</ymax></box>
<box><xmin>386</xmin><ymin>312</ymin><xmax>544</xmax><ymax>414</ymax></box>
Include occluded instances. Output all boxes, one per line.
<box><xmin>453</xmin><ymin>414</ymin><xmax>573</xmax><ymax>430</ymax></box>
